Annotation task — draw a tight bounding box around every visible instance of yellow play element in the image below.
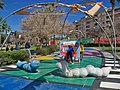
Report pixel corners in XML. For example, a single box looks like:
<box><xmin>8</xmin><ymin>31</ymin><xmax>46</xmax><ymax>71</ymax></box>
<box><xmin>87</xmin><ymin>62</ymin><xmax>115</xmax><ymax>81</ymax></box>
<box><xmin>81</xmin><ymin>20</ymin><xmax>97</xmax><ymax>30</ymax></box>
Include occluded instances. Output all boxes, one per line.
<box><xmin>35</xmin><ymin>56</ymin><xmax>54</xmax><ymax>60</ymax></box>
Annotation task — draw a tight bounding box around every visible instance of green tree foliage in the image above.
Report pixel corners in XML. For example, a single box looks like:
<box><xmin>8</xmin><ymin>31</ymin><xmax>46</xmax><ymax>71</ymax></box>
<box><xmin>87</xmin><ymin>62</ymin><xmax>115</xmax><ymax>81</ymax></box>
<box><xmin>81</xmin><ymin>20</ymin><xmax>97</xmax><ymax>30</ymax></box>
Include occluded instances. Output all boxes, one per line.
<box><xmin>110</xmin><ymin>0</ymin><xmax>120</xmax><ymax>20</ymax></box>
<box><xmin>0</xmin><ymin>17</ymin><xmax>11</xmax><ymax>33</ymax></box>
<box><xmin>0</xmin><ymin>0</ymin><xmax>4</xmax><ymax>10</ymax></box>
<box><xmin>110</xmin><ymin>0</ymin><xmax>120</xmax><ymax>7</ymax></box>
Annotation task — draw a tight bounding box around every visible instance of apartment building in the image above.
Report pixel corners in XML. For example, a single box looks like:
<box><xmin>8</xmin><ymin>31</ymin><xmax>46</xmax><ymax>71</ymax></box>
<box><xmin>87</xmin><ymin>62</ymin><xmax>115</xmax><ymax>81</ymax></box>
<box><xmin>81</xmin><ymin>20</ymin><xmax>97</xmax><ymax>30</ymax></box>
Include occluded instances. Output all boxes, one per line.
<box><xmin>74</xmin><ymin>7</ymin><xmax>120</xmax><ymax>38</ymax></box>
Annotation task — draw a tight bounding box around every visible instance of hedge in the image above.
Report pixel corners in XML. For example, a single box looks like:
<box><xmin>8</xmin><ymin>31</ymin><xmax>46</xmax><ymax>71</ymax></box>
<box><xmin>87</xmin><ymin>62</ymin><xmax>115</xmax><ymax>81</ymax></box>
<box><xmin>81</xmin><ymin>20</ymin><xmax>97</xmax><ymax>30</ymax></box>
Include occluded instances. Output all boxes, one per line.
<box><xmin>0</xmin><ymin>50</ymin><xmax>29</xmax><ymax>60</ymax></box>
<box><xmin>0</xmin><ymin>45</ymin><xmax>59</xmax><ymax>66</ymax></box>
<box><xmin>0</xmin><ymin>50</ymin><xmax>29</xmax><ymax>66</ymax></box>
<box><xmin>0</xmin><ymin>57</ymin><xmax>16</xmax><ymax>66</ymax></box>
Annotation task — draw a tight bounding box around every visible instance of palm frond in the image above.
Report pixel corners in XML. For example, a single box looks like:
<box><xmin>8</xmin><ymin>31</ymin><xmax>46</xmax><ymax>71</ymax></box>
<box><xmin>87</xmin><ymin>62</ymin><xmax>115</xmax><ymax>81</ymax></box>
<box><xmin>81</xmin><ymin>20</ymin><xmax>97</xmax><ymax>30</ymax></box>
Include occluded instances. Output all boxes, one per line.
<box><xmin>0</xmin><ymin>1</ymin><xmax>4</xmax><ymax>10</ymax></box>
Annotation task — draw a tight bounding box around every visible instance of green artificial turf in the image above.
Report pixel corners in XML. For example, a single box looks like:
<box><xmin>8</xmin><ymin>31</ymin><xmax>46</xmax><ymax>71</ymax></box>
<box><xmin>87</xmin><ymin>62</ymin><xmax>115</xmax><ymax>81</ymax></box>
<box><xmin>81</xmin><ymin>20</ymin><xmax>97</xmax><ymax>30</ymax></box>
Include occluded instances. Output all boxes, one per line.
<box><xmin>40</xmin><ymin>74</ymin><xmax>95</xmax><ymax>86</ymax></box>
<box><xmin>0</xmin><ymin>57</ymin><xmax>102</xmax><ymax>86</ymax></box>
<box><xmin>37</xmin><ymin>57</ymin><xmax>102</xmax><ymax>86</ymax></box>
<box><xmin>1</xmin><ymin>63</ymin><xmax>58</xmax><ymax>79</ymax></box>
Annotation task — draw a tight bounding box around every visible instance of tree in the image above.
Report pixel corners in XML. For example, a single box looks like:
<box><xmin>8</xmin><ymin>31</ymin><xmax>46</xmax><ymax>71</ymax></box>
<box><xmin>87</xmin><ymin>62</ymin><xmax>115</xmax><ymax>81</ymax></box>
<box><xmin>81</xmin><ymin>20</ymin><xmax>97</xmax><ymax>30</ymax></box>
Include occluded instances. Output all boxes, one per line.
<box><xmin>0</xmin><ymin>0</ymin><xmax>4</xmax><ymax>10</ymax></box>
<box><xmin>110</xmin><ymin>0</ymin><xmax>120</xmax><ymax>44</ymax></box>
<box><xmin>0</xmin><ymin>17</ymin><xmax>11</xmax><ymax>33</ymax></box>
<box><xmin>115</xmin><ymin>17</ymin><xmax>120</xmax><ymax>36</ymax></box>
<box><xmin>110</xmin><ymin>0</ymin><xmax>120</xmax><ymax>23</ymax></box>
<box><xmin>21</xmin><ymin>4</ymin><xmax>74</xmax><ymax>47</ymax></box>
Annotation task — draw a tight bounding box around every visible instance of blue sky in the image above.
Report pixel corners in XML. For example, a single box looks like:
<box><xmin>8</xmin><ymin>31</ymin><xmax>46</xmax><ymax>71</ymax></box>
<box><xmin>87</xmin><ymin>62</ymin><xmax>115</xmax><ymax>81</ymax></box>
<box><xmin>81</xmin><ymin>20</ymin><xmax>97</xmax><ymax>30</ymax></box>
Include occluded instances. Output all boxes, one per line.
<box><xmin>0</xmin><ymin>0</ymin><xmax>120</xmax><ymax>31</ymax></box>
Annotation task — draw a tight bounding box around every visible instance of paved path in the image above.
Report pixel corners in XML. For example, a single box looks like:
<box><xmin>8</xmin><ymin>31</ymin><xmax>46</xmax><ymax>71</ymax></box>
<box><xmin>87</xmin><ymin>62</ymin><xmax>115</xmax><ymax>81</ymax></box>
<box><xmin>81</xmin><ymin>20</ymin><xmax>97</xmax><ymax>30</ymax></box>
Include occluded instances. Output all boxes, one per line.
<box><xmin>86</xmin><ymin>48</ymin><xmax>120</xmax><ymax>90</ymax></box>
<box><xmin>99</xmin><ymin>50</ymin><xmax>120</xmax><ymax>90</ymax></box>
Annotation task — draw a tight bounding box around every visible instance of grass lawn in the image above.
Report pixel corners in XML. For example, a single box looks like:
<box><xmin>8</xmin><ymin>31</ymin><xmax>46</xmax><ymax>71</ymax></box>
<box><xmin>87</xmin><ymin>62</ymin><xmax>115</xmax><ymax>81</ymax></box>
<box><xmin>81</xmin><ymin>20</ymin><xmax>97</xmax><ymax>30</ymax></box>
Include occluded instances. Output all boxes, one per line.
<box><xmin>117</xmin><ymin>54</ymin><xmax>120</xmax><ymax>57</ymax></box>
<box><xmin>94</xmin><ymin>46</ymin><xmax>120</xmax><ymax>51</ymax></box>
<box><xmin>94</xmin><ymin>46</ymin><xmax>120</xmax><ymax>57</ymax></box>
<box><xmin>1</xmin><ymin>45</ymin><xmax>37</xmax><ymax>51</ymax></box>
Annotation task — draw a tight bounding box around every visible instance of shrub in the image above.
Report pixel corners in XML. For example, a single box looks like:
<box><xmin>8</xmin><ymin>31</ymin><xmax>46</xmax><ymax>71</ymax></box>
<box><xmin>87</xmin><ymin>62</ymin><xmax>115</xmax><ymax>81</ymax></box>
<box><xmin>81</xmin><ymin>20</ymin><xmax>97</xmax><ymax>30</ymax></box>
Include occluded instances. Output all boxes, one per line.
<box><xmin>0</xmin><ymin>57</ymin><xmax>16</xmax><ymax>66</ymax></box>
<box><xmin>36</xmin><ymin>45</ymin><xmax>59</xmax><ymax>55</ymax></box>
<box><xmin>0</xmin><ymin>50</ymin><xmax>29</xmax><ymax>61</ymax></box>
<box><xmin>49</xmin><ymin>45</ymin><xmax>58</xmax><ymax>52</ymax></box>
<box><xmin>0</xmin><ymin>50</ymin><xmax>29</xmax><ymax>66</ymax></box>
<box><xmin>39</xmin><ymin>48</ymin><xmax>48</xmax><ymax>56</ymax></box>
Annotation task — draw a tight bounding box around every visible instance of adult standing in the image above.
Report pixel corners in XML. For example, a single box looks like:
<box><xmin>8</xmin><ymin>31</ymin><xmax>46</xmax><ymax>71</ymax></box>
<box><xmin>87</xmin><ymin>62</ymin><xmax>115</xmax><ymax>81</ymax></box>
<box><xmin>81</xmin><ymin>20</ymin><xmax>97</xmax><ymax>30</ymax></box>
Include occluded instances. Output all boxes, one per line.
<box><xmin>25</xmin><ymin>40</ymin><xmax>32</xmax><ymax>58</ymax></box>
<box><xmin>15</xmin><ymin>43</ymin><xmax>20</xmax><ymax>50</ymax></box>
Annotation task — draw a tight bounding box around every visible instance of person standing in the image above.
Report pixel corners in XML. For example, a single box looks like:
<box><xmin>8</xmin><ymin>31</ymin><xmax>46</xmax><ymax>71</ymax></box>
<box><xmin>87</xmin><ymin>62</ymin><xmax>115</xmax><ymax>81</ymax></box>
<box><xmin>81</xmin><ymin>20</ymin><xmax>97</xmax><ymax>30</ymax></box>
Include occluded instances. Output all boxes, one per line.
<box><xmin>25</xmin><ymin>40</ymin><xmax>32</xmax><ymax>58</ymax></box>
<box><xmin>6</xmin><ymin>45</ymin><xmax>9</xmax><ymax>51</ymax></box>
<box><xmin>10</xmin><ymin>46</ymin><xmax>14</xmax><ymax>51</ymax></box>
<box><xmin>15</xmin><ymin>43</ymin><xmax>20</xmax><ymax>50</ymax></box>
<box><xmin>33</xmin><ymin>48</ymin><xmax>37</xmax><ymax>58</ymax></box>
<box><xmin>80</xmin><ymin>42</ymin><xmax>84</xmax><ymax>61</ymax></box>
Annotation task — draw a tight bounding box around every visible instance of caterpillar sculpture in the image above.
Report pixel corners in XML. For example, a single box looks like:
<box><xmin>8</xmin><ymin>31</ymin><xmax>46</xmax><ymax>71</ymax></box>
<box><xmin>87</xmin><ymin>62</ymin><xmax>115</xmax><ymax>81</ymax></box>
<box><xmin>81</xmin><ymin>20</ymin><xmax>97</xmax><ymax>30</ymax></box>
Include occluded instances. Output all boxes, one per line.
<box><xmin>56</xmin><ymin>60</ymin><xmax>111</xmax><ymax>78</ymax></box>
<box><xmin>16</xmin><ymin>60</ymin><xmax>40</xmax><ymax>73</ymax></box>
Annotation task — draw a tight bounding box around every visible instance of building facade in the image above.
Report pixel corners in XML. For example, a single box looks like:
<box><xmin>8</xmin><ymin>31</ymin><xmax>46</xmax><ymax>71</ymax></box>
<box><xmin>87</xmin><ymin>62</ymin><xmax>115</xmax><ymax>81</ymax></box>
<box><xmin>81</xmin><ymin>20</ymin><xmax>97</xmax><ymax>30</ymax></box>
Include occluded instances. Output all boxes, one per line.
<box><xmin>74</xmin><ymin>7</ymin><xmax>120</xmax><ymax>38</ymax></box>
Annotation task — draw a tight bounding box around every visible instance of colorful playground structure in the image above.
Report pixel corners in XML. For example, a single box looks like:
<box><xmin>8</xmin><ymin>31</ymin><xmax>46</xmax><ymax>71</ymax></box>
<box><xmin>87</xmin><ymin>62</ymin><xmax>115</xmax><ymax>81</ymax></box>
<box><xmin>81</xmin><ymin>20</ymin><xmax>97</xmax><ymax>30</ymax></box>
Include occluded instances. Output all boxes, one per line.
<box><xmin>60</xmin><ymin>40</ymin><xmax>80</xmax><ymax>62</ymax></box>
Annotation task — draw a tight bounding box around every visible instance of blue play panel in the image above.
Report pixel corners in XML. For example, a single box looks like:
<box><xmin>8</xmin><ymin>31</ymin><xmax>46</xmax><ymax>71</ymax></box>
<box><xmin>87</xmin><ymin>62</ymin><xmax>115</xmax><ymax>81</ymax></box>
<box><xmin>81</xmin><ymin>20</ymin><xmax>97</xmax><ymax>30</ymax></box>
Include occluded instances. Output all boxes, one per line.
<box><xmin>0</xmin><ymin>74</ymin><xmax>32</xmax><ymax>90</ymax></box>
<box><xmin>0</xmin><ymin>74</ymin><xmax>89</xmax><ymax>90</ymax></box>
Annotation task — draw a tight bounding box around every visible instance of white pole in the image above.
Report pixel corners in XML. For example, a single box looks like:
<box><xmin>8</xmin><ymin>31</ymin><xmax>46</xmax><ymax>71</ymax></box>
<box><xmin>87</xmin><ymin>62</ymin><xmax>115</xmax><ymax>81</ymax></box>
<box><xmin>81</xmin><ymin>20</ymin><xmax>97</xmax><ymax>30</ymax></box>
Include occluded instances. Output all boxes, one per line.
<box><xmin>1</xmin><ymin>31</ymin><xmax>12</xmax><ymax>50</ymax></box>
<box><xmin>101</xmin><ymin>5</ymin><xmax>116</xmax><ymax>69</ymax></box>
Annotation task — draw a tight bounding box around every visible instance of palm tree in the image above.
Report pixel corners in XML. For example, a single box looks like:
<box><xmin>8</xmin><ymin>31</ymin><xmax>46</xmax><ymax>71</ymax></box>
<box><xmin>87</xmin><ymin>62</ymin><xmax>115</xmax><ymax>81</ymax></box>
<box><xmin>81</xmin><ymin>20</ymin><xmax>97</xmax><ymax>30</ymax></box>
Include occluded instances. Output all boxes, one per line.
<box><xmin>110</xmin><ymin>0</ymin><xmax>120</xmax><ymax>22</ymax></box>
<box><xmin>0</xmin><ymin>17</ymin><xmax>11</xmax><ymax>34</ymax></box>
<box><xmin>0</xmin><ymin>0</ymin><xmax>4</xmax><ymax>10</ymax></box>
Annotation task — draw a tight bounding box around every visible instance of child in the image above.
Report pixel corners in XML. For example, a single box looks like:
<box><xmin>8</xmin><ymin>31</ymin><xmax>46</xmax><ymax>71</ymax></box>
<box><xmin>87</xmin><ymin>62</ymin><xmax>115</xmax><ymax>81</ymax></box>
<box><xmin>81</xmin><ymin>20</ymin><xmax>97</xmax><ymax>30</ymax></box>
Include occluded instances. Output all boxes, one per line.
<box><xmin>80</xmin><ymin>42</ymin><xmax>84</xmax><ymax>60</ymax></box>
<box><xmin>66</xmin><ymin>45</ymin><xmax>74</xmax><ymax>64</ymax></box>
